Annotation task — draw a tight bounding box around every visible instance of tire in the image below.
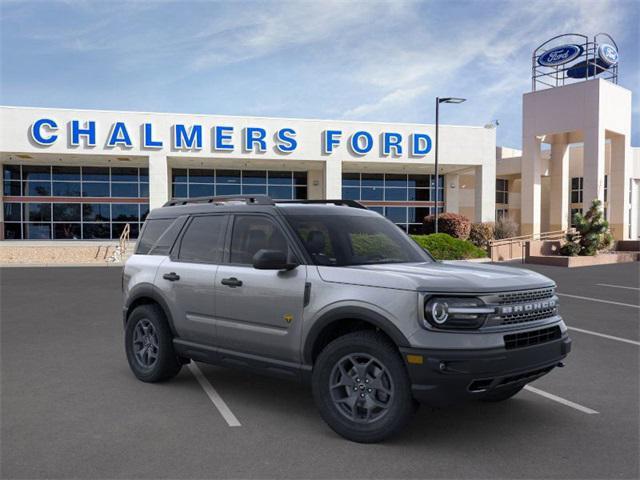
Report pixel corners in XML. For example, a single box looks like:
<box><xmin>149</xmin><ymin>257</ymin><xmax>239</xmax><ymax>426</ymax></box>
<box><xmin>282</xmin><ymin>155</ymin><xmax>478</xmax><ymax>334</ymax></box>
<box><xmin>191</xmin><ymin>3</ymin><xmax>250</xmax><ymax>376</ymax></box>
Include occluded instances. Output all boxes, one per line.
<box><xmin>480</xmin><ymin>384</ymin><xmax>524</xmax><ymax>402</ymax></box>
<box><xmin>125</xmin><ymin>304</ymin><xmax>182</xmax><ymax>382</ymax></box>
<box><xmin>312</xmin><ymin>330</ymin><xmax>415</xmax><ymax>443</ymax></box>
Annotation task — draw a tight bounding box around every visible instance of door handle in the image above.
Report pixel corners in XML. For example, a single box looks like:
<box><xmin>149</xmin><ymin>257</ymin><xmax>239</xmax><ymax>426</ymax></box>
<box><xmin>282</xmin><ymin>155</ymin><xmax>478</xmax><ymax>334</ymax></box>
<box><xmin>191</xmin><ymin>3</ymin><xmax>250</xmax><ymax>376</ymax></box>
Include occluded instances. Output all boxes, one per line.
<box><xmin>221</xmin><ymin>277</ymin><xmax>243</xmax><ymax>288</ymax></box>
<box><xmin>162</xmin><ymin>272</ymin><xmax>180</xmax><ymax>282</ymax></box>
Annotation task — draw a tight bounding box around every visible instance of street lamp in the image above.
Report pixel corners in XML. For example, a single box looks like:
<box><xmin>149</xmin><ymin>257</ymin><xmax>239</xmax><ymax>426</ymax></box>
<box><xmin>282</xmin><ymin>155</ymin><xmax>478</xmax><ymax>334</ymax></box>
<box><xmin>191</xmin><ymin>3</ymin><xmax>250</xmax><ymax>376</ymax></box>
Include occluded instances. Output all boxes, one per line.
<box><xmin>434</xmin><ymin>97</ymin><xmax>466</xmax><ymax>233</ymax></box>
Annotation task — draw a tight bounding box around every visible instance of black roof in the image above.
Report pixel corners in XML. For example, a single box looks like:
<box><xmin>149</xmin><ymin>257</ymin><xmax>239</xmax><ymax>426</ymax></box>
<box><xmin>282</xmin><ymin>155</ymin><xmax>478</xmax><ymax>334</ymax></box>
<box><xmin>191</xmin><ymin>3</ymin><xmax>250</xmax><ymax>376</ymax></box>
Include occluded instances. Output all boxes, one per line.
<box><xmin>147</xmin><ymin>195</ymin><xmax>373</xmax><ymax>220</ymax></box>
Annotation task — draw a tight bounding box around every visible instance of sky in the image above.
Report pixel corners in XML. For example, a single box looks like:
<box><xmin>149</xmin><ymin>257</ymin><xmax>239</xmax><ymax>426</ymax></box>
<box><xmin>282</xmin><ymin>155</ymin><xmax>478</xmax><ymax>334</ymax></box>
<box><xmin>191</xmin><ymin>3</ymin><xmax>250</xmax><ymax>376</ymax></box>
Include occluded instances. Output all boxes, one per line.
<box><xmin>1</xmin><ymin>0</ymin><xmax>638</xmax><ymax>148</ymax></box>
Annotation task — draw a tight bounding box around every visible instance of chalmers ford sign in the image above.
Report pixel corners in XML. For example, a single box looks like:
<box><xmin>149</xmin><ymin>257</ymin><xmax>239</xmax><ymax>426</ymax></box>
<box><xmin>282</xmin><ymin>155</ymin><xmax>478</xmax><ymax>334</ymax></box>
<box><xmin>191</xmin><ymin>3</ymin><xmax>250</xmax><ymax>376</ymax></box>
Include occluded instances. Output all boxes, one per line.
<box><xmin>28</xmin><ymin>118</ymin><xmax>434</xmax><ymax>157</ymax></box>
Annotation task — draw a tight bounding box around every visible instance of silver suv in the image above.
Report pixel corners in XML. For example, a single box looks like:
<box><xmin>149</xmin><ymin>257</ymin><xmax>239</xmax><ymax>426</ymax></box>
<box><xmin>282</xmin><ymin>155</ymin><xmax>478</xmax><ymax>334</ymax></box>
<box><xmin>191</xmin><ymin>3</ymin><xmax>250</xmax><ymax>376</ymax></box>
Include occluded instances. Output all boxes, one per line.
<box><xmin>122</xmin><ymin>195</ymin><xmax>571</xmax><ymax>443</ymax></box>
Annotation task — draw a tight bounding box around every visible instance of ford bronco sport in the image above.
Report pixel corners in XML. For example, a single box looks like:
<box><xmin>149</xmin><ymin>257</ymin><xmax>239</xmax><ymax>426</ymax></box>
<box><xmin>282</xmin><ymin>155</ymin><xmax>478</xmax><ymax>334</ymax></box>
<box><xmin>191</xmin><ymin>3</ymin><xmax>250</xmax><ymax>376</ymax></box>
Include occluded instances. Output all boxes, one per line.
<box><xmin>122</xmin><ymin>195</ymin><xmax>571</xmax><ymax>443</ymax></box>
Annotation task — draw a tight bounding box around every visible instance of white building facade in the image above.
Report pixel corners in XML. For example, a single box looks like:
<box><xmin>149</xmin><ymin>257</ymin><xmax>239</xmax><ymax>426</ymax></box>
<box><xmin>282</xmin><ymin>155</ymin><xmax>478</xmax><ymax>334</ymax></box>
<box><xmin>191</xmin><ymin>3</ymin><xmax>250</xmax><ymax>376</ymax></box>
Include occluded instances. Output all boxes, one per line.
<box><xmin>0</xmin><ymin>106</ymin><xmax>496</xmax><ymax>241</ymax></box>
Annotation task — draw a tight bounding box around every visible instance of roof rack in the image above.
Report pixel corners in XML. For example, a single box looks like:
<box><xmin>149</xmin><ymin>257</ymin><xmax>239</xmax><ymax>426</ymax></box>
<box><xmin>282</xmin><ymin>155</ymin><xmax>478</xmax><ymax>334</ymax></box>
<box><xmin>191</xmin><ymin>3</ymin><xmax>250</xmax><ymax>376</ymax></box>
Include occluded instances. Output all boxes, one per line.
<box><xmin>163</xmin><ymin>195</ymin><xmax>274</xmax><ymax>207</ymax></box>
<box><xmin>275</xmin><ymin>199</ymin><xmax>367</xmax><ymax>209</ymax></box>
<box><xmin>162</xmin><ymin>195</ymin><xmax>367</xmax><ymax>210</ymax></box>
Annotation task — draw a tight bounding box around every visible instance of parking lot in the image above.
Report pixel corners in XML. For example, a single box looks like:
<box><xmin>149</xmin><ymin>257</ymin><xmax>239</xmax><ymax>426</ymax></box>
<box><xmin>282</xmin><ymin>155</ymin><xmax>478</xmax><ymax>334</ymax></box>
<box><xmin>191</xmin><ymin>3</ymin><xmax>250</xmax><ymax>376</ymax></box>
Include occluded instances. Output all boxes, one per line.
<box><xmin>1</xmin><ymin>262</ymin><xmax>638</xmax><ymax>479</ymax></box>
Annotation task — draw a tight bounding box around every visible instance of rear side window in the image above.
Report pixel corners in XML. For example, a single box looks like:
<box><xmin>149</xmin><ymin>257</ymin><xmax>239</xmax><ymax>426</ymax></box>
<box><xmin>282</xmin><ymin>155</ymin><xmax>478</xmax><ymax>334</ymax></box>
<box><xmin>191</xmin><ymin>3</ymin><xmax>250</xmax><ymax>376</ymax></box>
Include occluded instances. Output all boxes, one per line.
<box><xmin>177</xmin><ymin>215</ymin><xmax>227</xmax><ymax>263</ymax></box>
<box><xmin>136</xmin><ymin>218</ymin><xmax>175</xmax><ymax>255</ymax></box>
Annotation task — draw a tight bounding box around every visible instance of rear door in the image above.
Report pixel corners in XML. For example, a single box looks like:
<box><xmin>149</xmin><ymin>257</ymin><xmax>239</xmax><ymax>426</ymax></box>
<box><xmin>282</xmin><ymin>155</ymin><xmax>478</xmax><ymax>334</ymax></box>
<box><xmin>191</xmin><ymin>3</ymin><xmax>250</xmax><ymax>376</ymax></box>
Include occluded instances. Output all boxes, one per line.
<box><xmin>214</xmin><ymin>213</ymin><xmax>307</xmax><ymax>363</ymax></box>
<box><xmin>157</xmin><ymin>214</ymin><xmax>229</xmax><ymax>345</ymax></box>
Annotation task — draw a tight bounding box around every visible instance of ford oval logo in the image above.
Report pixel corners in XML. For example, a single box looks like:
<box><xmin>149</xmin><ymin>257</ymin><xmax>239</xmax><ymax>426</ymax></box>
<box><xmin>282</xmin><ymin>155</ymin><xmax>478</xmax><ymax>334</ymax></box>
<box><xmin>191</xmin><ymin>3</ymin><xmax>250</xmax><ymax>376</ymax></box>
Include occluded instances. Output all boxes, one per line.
<box><xmin>598</xmin><ymin>43</ymin><xmax>618</xmax><ymax>66</ymax></box>
<box><xmin>538</xmin><ymin>44</ymin><xmax>583</xmax><ymax>67</ymax></box>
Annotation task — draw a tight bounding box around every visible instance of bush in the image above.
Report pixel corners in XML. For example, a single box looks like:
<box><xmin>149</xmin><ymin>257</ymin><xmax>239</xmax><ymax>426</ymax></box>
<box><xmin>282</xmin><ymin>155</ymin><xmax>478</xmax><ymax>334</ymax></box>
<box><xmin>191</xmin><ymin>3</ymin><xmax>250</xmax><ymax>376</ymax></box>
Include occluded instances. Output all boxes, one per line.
<box><xmin>411</xmin><ymin>233</ymin><xmax>487</xmax><ymax>260</ymax></box>
<box><xmin>423</xmin><ymin>213</ymin><xmax>471</xmax><ymax>240</ymax></box>
<box><xmin>560</xmin><ymin>199</ymin><xmax>613</xmax><ymax>256</ymax></box>
<box><xmin>494</xmin><ymin>216</ymin><xmax>519</xmax><ymax>239</ymax></box>
<box><xmin>469</xmin><ymin>222</ymin><xmax>495</xmax><ymax>249</ymax></box>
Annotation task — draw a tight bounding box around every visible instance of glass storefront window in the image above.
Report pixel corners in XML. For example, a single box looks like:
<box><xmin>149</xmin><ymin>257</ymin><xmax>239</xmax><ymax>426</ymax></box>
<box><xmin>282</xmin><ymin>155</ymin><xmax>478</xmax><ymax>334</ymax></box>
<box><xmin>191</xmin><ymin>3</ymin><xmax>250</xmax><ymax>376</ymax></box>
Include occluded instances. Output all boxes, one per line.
<box><xmin>3</xmin><ymin>164</ymin><xmax>149</xmax><ymax>240</ymax></box>
<box><xmin>342</xmin><ymin>173</ymin><xmax>444</xmax><ymax>231</ymax></box>
<box><xmin>171</xmin><ymin>168</ymin><xmax>308</xmax><ymax>201</ymax></box>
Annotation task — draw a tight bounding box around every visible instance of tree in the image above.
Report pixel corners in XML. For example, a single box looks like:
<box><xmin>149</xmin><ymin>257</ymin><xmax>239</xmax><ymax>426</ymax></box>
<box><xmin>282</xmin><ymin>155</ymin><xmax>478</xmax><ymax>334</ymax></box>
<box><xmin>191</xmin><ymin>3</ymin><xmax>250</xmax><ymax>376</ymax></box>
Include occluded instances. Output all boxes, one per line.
<box><xmin>560</xmin><ymin>199</ymin><xmax>613</xmax><ymax>256</ymax></box>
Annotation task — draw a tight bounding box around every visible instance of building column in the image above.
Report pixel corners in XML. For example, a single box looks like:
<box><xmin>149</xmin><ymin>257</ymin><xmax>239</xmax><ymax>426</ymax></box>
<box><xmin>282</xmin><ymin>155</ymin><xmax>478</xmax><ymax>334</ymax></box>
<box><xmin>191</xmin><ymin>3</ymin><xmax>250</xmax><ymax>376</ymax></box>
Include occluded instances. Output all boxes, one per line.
<box><xmin>148</xmin><ymin>153</ymin><xmax>169</xmax><ymax>210</ymax></box>
<box><xmin>549</xmin><ymin>134</ymin><xmax>570</xmax><ymax>232</ymax></box>
<box><xmin>582</xmin><ymin>126</ymin><xmax>606</xmax><ymax>212</ymax></box>
<box><xmin>474</xmin><ymin>163</ymin><xmax>495</xmax><ymax>223</ymax></box>
<box><xmin>445</xmin><ymin>173</ymin><xmax>459</xmax><ymax>214</ymax></box>
<box><xmin>324</xmin><ymin>159</ymin><xmax>342</xmax><ymax>199</ymax></box>
<box><xmin>306</xmin><ymin>169</ymin><xmax>324</xmax><ymax>200</ymax></box>
<box><xmin>521</xmin><ymin>135</ymin><xmax>543</xmax><ymax>236</ymax></box>
<box><xmin>609</xmin><ymin>134</ymin><xmax>631</xmax><ymax>240</ymax></box>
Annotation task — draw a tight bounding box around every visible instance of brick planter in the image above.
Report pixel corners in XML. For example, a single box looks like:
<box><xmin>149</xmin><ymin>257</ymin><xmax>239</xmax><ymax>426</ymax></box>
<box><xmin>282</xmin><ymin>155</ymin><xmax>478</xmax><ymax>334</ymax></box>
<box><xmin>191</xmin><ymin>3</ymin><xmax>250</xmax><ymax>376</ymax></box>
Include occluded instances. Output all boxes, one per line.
<box><xmin>526</xmin><ymin>252</ymin><xmax>639</xmax><ymax>268</ymax></box>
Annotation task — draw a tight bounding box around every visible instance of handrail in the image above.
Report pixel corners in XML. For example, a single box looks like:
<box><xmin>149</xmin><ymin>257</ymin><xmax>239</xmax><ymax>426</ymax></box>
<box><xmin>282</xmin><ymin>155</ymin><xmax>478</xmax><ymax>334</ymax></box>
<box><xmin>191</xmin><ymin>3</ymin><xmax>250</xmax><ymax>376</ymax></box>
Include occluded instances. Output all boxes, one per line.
<box><xmin>489</xmin><ymin>229</ymin><xmax>571</xmax><ymax>247</ymax></box>
<box><xmin>106</xmin><ymin>223</ymin><xmax>131</xmax><ymax>263</ymax></box>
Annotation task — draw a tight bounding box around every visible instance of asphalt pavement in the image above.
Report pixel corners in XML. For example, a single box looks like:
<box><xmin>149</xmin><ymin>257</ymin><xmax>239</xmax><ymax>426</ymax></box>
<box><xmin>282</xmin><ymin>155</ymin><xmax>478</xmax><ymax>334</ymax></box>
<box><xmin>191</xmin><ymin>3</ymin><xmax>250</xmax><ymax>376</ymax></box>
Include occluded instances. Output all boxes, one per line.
<box><xmin>1</xmin><ymin>262</ymin><xmax>638</xmax><ymax>479</ymax></box>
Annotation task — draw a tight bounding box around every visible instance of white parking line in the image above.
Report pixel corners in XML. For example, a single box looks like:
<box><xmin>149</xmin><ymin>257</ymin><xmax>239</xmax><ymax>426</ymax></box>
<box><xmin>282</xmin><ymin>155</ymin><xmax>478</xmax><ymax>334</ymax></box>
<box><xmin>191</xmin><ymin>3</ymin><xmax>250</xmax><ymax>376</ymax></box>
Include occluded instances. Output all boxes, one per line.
<box><xmin>568</xmin><ymin>326</ymin><xmax>640</xmax><ymax>346</ymax></box>
<box><xmin>524</xmin><ymin>385</ymin><xmax>599</xmax><ymax>415</ymax></box>
<box><xmin>557</xmin><ymin>292</ymin><xmax>639</xmax><ymax>309</ymax></box>
<box><xmin>188</xmin><ymin>362</ymin><xmax>241</xmax><ymax>427</ymax></box>
<box><xmin>596</xmin><ymin>283</ymin><xmax>640</xmax><ymax>291</ymax></box>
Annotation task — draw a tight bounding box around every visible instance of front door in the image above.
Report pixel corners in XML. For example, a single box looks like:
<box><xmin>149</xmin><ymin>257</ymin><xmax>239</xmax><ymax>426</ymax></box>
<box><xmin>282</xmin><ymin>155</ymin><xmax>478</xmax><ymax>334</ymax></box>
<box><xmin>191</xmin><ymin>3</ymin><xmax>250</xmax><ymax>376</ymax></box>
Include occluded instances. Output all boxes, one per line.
<box><xmin>214</xmin><ymin>214</ymin><xmax>307</xmax><ymax>363</ymax></box>
<box><xmin>157</xmin><ymin>214</ymin><xmax>228</xmax><ymax>345</ymax></box>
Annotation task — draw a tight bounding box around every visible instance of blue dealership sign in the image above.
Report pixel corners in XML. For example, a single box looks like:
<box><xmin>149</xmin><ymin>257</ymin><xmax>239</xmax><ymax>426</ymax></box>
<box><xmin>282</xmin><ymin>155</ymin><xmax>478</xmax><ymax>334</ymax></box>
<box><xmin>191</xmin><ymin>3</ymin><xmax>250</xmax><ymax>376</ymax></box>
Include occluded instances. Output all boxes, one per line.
<box><xmin>598</xmin><ymin>44</ymin><xmax>618</xmax><ymax>66</ymax></box>
<box><xmin>537</xmin><ymin>44</ymin><xmax>583</xmax><ymax>67</ymax></box>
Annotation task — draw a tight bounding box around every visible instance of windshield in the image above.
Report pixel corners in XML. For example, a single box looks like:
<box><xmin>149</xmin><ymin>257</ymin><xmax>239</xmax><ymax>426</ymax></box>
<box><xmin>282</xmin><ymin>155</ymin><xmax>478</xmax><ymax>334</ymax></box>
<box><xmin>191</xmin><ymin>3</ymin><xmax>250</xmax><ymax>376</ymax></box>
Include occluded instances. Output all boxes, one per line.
<box><xmin>285</xmin><ymin>212</ymin><xmax>433</xmax><ymax>266</ymax></box>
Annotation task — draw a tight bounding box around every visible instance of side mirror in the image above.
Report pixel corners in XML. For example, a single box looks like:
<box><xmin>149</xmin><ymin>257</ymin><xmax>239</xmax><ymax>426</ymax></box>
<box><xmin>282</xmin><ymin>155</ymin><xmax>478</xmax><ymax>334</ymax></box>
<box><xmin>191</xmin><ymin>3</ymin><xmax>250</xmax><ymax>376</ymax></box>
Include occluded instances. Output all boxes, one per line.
<box><xmin>252</xmin><ymin>249</ymin><xmax>298</xmax><ymax>270</ymax></box>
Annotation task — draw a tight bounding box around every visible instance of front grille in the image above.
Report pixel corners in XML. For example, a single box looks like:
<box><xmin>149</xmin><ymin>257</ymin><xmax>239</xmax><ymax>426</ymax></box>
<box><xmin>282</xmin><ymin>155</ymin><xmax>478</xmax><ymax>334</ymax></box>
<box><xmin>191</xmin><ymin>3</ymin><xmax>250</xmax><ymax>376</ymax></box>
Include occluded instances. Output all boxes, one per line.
<box><xmin>497</xmin><ymin>287</ymin><xmax>555</xmax><ymax>305</ymax></box>
<box><xmin>501</xmin><ymin>306</ymin><xmax>558</xmax><ymax>325</ymax></box>
<box><xmin>504</xmin><ymin>326</ymin><xmax>561</xmax><ymax>350</ymax></box>
<box><xmin>495</xmin><ymin>287</ymin><xmax>557</xmax><ymax>325</ymax></box>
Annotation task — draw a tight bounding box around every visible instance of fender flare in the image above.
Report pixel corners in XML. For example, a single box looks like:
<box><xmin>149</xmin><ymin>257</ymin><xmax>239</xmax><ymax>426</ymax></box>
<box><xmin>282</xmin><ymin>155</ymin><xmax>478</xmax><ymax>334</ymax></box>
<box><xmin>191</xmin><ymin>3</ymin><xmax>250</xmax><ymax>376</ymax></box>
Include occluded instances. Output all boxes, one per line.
<box><xmin>124</xmin><ymin>283</ymin><xmax>178</xmax><ymax>336</ymax></box>
<box><xmin>302</xmin><ymin>306</ymin><xmax>410</xmax><ymax>364</ymax></box>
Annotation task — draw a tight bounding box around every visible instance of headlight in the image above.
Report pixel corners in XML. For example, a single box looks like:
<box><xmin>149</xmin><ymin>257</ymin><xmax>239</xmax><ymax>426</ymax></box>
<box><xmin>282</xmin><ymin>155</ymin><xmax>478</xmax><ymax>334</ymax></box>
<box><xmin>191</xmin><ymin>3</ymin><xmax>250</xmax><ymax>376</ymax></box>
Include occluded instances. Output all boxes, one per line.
<box><xmin>423</xmin><ymin>297</ymin><xmax>495</xmax><ymax>329</ymax></box>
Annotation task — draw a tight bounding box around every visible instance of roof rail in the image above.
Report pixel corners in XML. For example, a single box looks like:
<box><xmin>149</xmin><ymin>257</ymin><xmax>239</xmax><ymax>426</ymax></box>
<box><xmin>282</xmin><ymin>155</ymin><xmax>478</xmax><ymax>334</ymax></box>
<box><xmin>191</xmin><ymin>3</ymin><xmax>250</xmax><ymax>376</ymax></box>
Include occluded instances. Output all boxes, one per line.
<box><xmin>274</xmin><ymin>199</ymin><xmax>367</xmax><ymax>209</ymax></box>
<box><xmin>163</xmin><ymin>195</ymin><xmax>274</xmax><ymax>207</ymax></box>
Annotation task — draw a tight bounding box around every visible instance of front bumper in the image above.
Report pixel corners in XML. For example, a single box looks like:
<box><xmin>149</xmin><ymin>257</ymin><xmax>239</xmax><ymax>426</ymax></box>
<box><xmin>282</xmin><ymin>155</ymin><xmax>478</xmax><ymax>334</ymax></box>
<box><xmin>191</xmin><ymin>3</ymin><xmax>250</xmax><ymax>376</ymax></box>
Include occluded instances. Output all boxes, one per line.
<box><xmin>400</xmin><ymin>334</ymin><xmax>571</xmax><ymax>406</ymax></box>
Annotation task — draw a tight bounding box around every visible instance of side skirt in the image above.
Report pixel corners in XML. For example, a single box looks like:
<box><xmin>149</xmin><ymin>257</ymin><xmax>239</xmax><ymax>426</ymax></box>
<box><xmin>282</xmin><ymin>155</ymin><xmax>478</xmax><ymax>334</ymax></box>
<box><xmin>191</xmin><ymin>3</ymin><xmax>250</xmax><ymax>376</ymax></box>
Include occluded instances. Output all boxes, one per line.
<box><xmin>173</xmin><ymin>338</ymin><xmax>313</xmax><ymax>383</ymax></box>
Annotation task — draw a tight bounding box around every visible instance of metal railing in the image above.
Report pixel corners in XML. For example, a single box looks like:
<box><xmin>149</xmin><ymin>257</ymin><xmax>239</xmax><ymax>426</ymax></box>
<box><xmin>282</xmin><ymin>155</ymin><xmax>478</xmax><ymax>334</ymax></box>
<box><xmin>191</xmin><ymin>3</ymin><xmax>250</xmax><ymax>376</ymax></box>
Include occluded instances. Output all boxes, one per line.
<box><xmin>106</xmin><ymin>223</ymin><xmax>131</xmax><ymax>263</ymax></box>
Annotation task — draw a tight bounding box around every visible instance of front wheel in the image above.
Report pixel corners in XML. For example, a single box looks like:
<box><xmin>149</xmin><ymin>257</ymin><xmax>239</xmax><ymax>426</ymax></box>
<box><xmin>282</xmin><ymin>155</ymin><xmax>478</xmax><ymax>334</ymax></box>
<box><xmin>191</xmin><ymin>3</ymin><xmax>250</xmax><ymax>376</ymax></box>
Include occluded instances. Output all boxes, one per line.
<box><xmin>312</xmin><ymin>331</ymin><xmax>415</xmax><ymax>443</ymax></box>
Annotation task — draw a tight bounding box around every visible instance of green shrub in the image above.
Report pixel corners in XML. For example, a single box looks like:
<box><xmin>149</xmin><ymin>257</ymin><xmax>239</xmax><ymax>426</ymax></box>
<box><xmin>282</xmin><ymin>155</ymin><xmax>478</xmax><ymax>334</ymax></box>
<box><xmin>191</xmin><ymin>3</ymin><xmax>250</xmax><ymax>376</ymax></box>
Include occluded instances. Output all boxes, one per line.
<box><xmin>423</xmin><ymin>212</ymin><xmax>471</xmax><ymax>240</ymax></box>
<box><xmin>560</xmin><ymin>199</ymin><xmax>613</xmax><ymax>256</ymax></box>
<box><xmin>469</xmin><ymin>222</ymin><xmax>495</xmax><ymax>249</ymax></box>
<box><xmin>411</xmin><ymin>233</ymin><xmax>487</xmax><ymax>260</ymax></box>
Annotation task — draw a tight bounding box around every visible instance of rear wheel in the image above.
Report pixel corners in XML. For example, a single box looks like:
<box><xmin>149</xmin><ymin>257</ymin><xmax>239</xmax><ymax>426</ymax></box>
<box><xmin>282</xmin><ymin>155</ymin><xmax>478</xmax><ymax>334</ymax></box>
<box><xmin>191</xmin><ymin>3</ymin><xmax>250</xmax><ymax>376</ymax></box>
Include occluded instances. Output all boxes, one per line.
<box><xmin>480</xmin><ymin>384</ymin><xmax>525</xmax><ymax>402</ymax></box>
<box><xmin>125</xmin><ymin>304</ymin><xmax>182</xmax><ymax>382</ymax></box>
<box><xmin>312</xmin><ymin>331</ymin><xmax>415</xmax><ymax>443</ymax></box>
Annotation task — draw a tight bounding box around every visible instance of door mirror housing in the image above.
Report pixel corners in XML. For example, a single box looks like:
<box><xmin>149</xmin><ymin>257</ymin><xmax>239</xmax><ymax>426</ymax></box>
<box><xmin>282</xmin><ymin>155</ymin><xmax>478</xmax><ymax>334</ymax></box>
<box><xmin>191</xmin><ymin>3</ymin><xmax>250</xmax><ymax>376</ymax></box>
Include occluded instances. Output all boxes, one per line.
<box><xmin>252</xmin><ymin>249</ymin><xmax>298</xmax><ymax>270</ymax></box>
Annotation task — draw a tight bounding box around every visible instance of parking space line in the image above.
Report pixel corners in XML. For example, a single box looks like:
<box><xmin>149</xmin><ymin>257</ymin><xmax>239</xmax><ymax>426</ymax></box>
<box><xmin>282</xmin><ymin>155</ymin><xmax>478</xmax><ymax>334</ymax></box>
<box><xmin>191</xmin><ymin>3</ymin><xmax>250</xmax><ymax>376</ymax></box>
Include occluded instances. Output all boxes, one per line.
<box><xmin>596</xmin><ymin>283</ymin><xmax>640</xmax><ymax>291</ymax></box>
<box><xmin>568</xmin><ymin>326</ymin><xmax>640</xmax><ymax>346</ymax></box>
<box><xmin>524</xmin><ymin>385</ymin><xmax>599</xmax><ymax>414</ymax></box>
<box><xmin>557</xmin><ymin>292</ymin><xmax>639</xmax><ymax>309</ymax></box>
<box><xmin>188</xmin><ymin>362</ymin><xmax>241</xmax><ymax>427</ymax></box>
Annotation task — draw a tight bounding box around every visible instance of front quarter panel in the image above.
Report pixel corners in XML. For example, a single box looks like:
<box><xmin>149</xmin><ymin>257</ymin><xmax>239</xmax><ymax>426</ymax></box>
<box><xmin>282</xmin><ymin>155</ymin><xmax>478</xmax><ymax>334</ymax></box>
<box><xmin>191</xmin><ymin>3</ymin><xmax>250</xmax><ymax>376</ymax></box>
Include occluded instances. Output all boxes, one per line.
<box><xmin>302</xmin><ymin>266</ymin><xmax>421</xmax><ymax>361</ymax></box>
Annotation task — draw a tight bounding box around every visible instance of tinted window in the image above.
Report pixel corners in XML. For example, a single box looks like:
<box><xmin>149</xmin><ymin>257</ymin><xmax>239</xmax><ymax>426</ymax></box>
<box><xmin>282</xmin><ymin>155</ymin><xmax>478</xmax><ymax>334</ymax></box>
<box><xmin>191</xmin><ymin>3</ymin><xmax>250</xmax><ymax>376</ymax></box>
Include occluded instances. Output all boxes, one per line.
<box><xmin>230</xmin><ymin>215</ymin><xmax>289</xmax><ymax>264</ymax></box>
<box><xmin>147</xmin><ymin>217</ymin><xmax>187</xmax><ymax>255</ymax></box>
<box><xmin>178</xmin><ymin>215</ymin><xmax>226</xmax><ymax>263</ymax></box>
<box><xmin>285</xmin><ymin>212</ymin><xmax>432</xmax><ymax>266</ymax></box>
<box><xmin>136</xmin><ymin>218</ymin><xmax>174</xmax><ymax>254</ymax></box>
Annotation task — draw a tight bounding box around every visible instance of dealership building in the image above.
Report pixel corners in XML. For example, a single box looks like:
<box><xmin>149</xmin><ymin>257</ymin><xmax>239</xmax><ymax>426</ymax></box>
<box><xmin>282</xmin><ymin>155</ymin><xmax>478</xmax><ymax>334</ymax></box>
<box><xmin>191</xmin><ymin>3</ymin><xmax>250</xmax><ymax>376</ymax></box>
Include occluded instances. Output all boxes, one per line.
<box><xmin>0</xmin><ymin>35</ymin><xmax>638</xmax><ymax>244</ymax></box>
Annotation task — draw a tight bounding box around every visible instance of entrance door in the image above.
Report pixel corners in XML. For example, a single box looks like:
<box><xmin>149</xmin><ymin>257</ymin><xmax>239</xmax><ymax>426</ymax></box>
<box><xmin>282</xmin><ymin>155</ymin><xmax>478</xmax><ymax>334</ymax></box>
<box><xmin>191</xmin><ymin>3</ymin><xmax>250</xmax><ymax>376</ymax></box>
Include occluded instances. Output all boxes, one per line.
<box><xmin>214</xmin><ymin>214</ymin><xmax>307</xmax><ymax>363</ymax></box>
<box><xmin>157</xmin><ymin>214</ymin><xmax>228</xmax><ymax>345</ymax></box>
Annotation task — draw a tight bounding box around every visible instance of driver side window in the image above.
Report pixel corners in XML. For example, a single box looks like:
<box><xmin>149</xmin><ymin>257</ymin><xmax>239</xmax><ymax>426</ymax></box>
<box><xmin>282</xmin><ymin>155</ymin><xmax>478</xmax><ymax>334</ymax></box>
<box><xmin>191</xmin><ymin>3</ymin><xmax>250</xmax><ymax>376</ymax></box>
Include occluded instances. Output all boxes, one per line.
<box><xmin>229</xmin><ymin>215</ymin><xmax>291</xmax><ymax>265</ymax></box>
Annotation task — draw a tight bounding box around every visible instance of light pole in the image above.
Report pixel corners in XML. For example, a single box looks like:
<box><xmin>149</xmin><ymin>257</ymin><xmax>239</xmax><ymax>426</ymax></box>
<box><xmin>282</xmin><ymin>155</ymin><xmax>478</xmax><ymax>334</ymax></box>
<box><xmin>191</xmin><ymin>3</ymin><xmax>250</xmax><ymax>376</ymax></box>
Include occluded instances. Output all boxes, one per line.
<box><xmin>434</xmin><ymin>97</ymin><xmax>466</xmax><ymax>233</ymax></box>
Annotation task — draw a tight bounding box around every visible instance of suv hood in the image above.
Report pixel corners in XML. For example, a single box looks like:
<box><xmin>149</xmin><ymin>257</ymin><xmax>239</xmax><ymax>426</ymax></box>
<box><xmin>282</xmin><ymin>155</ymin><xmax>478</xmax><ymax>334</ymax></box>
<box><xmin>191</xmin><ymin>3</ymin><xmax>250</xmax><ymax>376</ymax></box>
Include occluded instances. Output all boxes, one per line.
<box><xmin>317</xmin><ymin>261</ymin><xmax>553</xmax><ymax>293</ymax></box>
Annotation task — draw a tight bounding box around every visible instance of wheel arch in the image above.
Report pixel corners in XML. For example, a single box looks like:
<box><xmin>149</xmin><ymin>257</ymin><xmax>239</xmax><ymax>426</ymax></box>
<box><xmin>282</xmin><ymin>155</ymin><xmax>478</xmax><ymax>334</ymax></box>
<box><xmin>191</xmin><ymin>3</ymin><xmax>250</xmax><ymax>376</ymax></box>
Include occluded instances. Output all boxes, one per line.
<box><xmin>303</xmin><ymin>306</ymin><xmax>410</xmax><ymax>365</ymax></box>
<box><xmin>124</xmin><ymin>284</ymin><xmax>177</xmax><ymax>336</ymax></box>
